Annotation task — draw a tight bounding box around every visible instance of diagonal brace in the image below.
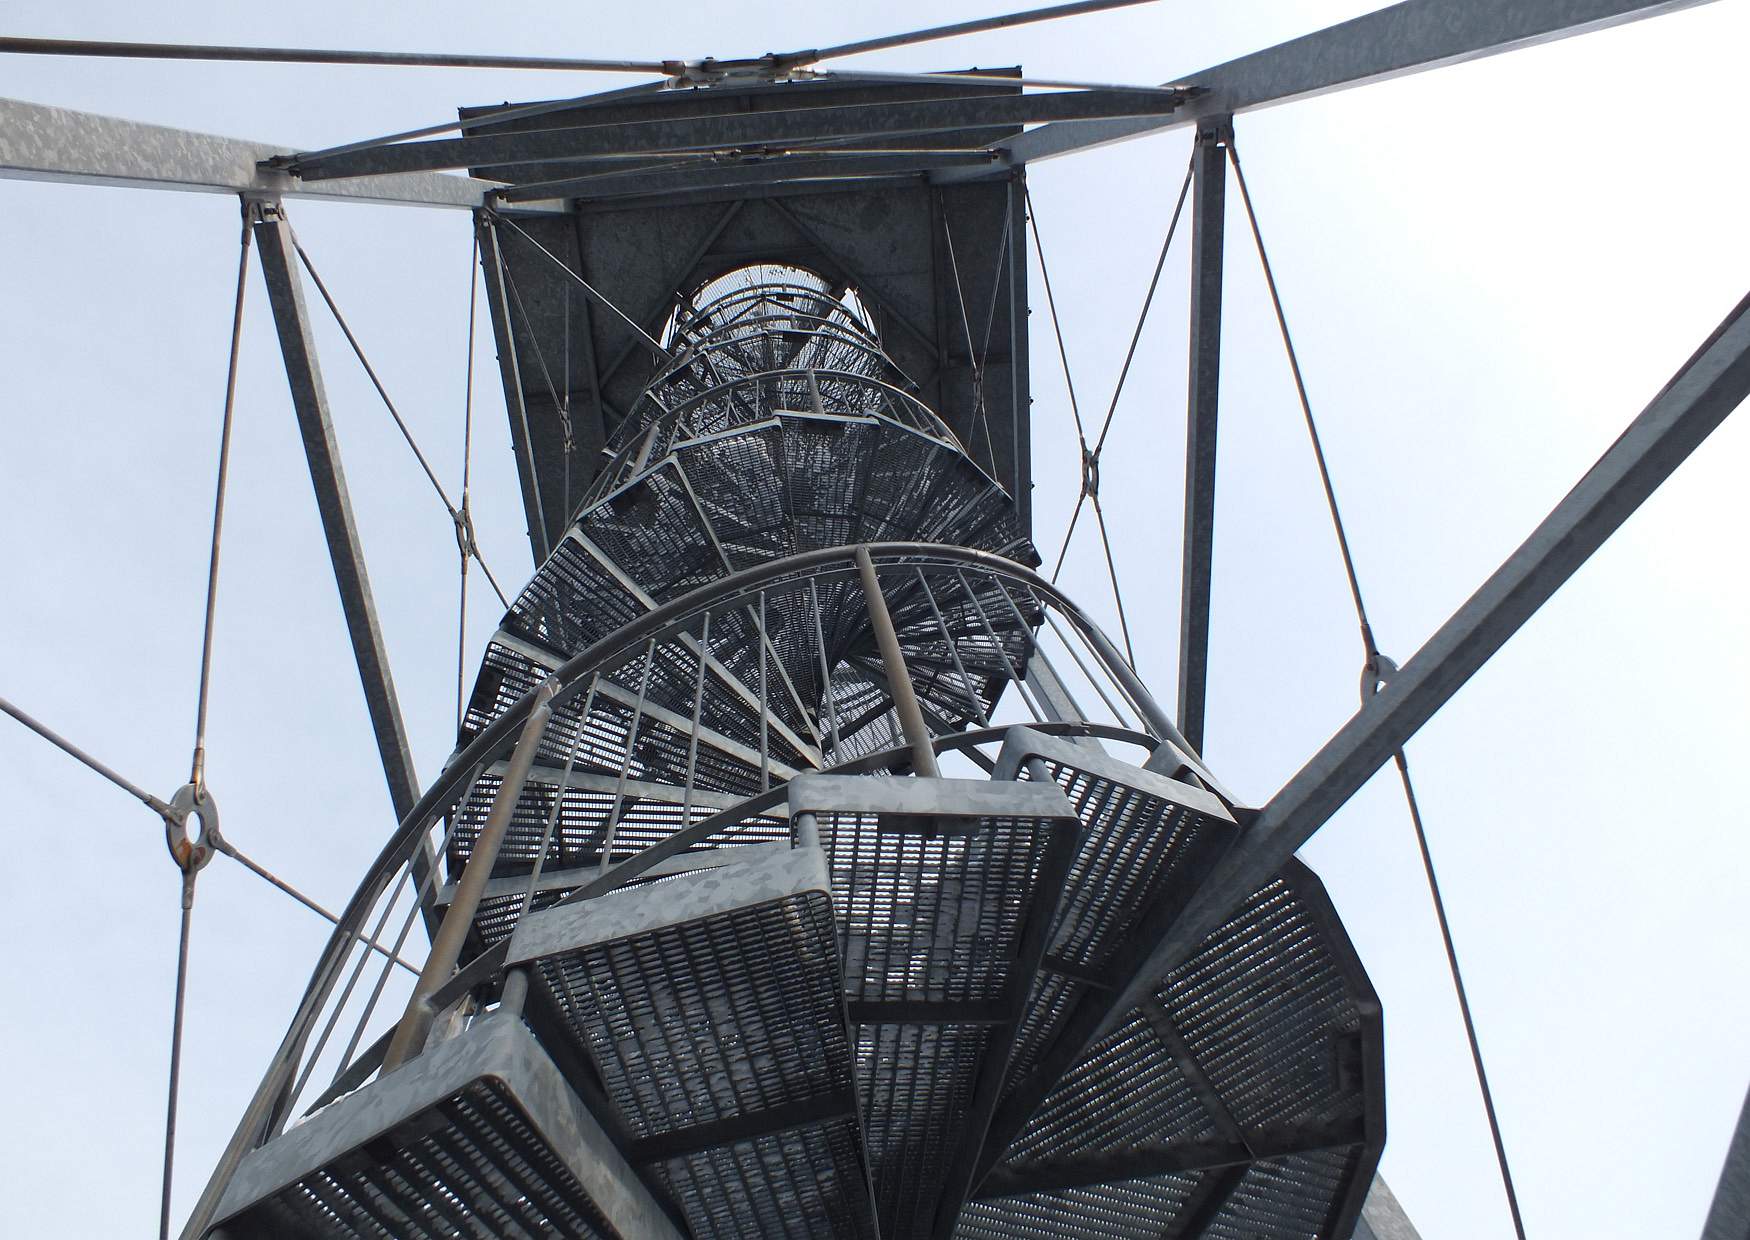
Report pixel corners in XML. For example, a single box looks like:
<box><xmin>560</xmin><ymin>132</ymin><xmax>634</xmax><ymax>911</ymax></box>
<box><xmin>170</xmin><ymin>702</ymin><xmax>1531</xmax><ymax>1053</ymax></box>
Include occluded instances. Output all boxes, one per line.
<box><xmin>253</xmin><ymin>203</ymin><xmax>439</xmax><ymax>929</ymax></box>
<box><xmin>1096</xmin><ymin>286</ymin><xmax>1750</xmax><ymax>1044</ymax></box>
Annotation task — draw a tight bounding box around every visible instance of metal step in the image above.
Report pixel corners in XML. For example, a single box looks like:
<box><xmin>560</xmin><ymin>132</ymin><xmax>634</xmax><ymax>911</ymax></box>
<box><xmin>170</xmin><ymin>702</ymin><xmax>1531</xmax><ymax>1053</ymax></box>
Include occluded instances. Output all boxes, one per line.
<box><xmin>785</xmin><ymin>773</ymin><xmax>1084</xmax><ymax>1240</ymax></box>
<box><xmin>508</xmin><ymin>842</ymin><xmax>880</xmax><ymax>1238</ymax></box>
<box><xmin>958</xmin><ymin>727</ymin><xmax>1384</xmax><ymax>1239</ymax></box>
<box><xmin>204</xmin><ymin>1014</ymin><xmax>678</xmax><ymax>1240</ymax></box>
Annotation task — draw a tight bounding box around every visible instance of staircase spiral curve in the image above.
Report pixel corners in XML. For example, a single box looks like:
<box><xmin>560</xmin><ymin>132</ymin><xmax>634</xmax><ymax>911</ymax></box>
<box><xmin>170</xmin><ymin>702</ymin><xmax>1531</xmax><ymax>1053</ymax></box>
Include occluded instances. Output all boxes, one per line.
<box><xmin>195</xmin><ymin>266</ymin><xmax>1384</xmax><ymax>1240</ymax></box>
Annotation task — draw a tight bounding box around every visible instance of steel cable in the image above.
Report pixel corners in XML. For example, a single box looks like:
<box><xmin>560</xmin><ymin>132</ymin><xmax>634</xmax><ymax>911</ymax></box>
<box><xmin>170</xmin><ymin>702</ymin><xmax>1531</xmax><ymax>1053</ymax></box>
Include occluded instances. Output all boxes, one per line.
<box><xmin>190</xmin><ymin>215</ymin><xmax>253</xmax><ymax>791</ymax></box>
<box><xmin>491</xmin><ymin>211</ymin><xmax>674</xmax><ymax>359</ymax></box>
<box><xmin>214</xmin><ymin>839</ymin><xmax>418</xmax><ymax>975</ymax></box>
<box><xmin>940</xmin><ymin>202</ymin><xmax>1000</xmax><ymax>474</ymax></box>
<box><xmin>288</xmin><ymin>228</ymin><xmax>511</xmax><ymax>608</ymax></box>
<box><xmin>1228</xmin><ymin>134</ymin><xmax>1528</xmax><ymax>1240</ymax></box>
<box><xmin>1044</xmin><ymin>150</ymin><xmax>1194</xmax><ymax>587</ymax></box>
<box><xmin>159</xmin><ymin>874</ymin><xmax>195</xmax><ymax>1240</ymax></box>
<box><xmin>1031</xmin><ymin>159</ymin><xmax>1192</xmax><ymax>658</ymax></box>
<box><xmin>0</xmin><ymin>693</ymin><xmax>169</xmax><ymax>814</ymax></box>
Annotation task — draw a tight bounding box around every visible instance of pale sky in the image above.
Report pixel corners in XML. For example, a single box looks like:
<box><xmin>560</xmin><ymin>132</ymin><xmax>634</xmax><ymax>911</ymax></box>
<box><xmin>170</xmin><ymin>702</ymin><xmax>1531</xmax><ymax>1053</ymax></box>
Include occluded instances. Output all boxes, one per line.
<box><xmin>1</xmin><ymin>3</ymin><xmax>1746</xmax><ymax>1236</ymax></box>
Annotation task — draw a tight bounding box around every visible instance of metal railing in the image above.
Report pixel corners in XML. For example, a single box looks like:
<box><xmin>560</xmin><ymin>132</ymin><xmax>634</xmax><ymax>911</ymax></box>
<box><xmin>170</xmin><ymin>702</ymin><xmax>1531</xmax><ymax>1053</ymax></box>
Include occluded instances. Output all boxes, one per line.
<box><xmin>182</xmin><ymin>540</ymin><xmax>1206</xmax><ymax>1237</ymax></box>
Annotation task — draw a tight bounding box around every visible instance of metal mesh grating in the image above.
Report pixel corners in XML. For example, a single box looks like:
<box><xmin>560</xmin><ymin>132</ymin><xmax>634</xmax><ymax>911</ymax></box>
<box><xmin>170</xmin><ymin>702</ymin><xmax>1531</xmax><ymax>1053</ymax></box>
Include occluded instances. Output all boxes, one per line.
<box><xmin>1205</xmin><ymin>1147</ymin><xmax>1363</xmax><ymax>1240</ymax></box>
<box><xmin>287</xmin><ymin>266</ymin><xmax>1386</xmax><ymax>1240</ymax></box>
<box><xmin>530</xmin><ymin>888</ymin><xmax>875</xmax><ymax>1236</ymax></box>
<box><xmin>219</xmin><ymin>1079</ymin><xmax>619</xmax><ymax>1239</ymax></box>
<box><xmin>954</xmin><ymin>1172</ymin><xmax>1201</xmax><ymax>1239</ymax></box>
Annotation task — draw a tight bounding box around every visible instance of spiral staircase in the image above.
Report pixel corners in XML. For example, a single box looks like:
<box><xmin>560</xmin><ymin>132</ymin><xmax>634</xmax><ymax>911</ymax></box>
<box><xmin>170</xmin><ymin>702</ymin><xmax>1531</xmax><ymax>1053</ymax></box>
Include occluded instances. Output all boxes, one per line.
<box><xmin>195</xmin><ymin>268</ymin><xmax>1383</xmax><ymax>1240</ymax></box>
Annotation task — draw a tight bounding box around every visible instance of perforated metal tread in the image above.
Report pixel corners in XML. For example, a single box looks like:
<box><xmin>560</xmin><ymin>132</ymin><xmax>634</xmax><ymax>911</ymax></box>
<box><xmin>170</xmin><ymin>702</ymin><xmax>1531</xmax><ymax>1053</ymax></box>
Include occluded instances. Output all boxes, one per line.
<box><xmin>206</xmin><ymin>1015</ymin><xmax>677</xmax><ymax>1240</ymax></box>
<box><xmin>956</xmin><ymin>730</ymin><xmax>1384</xmax><ymax>1239</ymax></box>
<box><xmin>340</xmin><ymin>274</ymin><xmax>1387</xmax><ymax>1240</ymax></box>
<box><xmin>509</xmin><ymin>844</ymin><xmax>880</xmax><ymax>1239</ymax></box>
<box><xmin>788</xmin><ymin>774</ymin><xmax>1084</xmax><ymax>1237</ymax></box>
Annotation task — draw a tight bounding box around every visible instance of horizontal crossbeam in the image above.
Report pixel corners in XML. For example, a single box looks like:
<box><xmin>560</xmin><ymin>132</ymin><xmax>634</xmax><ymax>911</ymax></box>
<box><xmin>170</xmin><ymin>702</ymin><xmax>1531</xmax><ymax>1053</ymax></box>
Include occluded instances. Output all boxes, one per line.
<box><xmin>974</xmin><ymin>1116</ymin><xmax>1364</xmax><ymax>1199</ymax></box>
<box><xmin>291</xmin><ymin>89</ymin><xmax>1185</xmax><ymax>181</ymax></box>
<box><xmin>497</xmin><ymin>148</ymin><xmax>1006</xmax><ymax>203</ymax></box>
<box><xmin>0</xmin><ymin>95</ymin><xmax>557</xmax><ymax>210</ymax></box>
<box><xmin>625</xmin><ymin>1090</ymin><xmax>859</xmax><ymax>1164</ymax></box>
<box><xmin>939</xmin><ymin>0</ymin><xmax>1717</xmax><ymax>174</ymax></box>
<box><xmin>845</xmin><ymin>999</ymin><xmax>1010</xmax><ymax>1025</ymax></box>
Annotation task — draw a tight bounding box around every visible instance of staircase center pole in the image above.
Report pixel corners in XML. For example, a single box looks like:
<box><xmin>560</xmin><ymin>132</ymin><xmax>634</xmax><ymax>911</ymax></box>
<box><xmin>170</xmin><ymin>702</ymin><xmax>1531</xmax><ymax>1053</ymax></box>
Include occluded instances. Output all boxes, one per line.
<box><xmin>855</xmin><ymin>545</ymin><xmax>940</xmax><ymax>779</ymax></box>
<box><xmin>382</xmin><ymin>678</ymin><xmax>558</xmax><ymax>1072</ymax></box>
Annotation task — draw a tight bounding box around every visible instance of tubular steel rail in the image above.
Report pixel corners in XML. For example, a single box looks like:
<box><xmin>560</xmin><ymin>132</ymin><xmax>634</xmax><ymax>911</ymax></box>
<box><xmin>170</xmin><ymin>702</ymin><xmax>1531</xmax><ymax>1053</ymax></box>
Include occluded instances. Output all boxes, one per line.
<box><xmin>188</xmin><ymin>263</ymin><xmax>1382</xmax><ymax>1240</ymax></box>
<box><xmin>186</xmin><ymin>541</ymin><xmax>1196</xmax><ymax>1237</ymax></box>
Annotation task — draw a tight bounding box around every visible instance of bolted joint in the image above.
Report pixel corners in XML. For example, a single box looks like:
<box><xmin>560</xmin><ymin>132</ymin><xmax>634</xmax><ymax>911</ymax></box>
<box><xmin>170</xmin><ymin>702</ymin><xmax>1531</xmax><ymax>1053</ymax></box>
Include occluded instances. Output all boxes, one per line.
<box><xmin>163</xmin><ymin>782</ymin><xmax>221</xmax><ymax>876</ymax></box>
<box><xmin>1196</xmin><ymin>116</ymin><xmax>1235</xmax><ymax>148</ymax></box>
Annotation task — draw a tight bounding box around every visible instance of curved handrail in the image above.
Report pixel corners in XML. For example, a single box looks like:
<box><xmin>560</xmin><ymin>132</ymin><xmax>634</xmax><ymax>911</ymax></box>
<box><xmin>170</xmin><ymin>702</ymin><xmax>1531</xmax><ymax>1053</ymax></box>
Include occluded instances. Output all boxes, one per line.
<box><xmin>585</xmin><ymin>366</ymin><xmax>967</xmax><ymax>504</ymax></box>
<box><xmin>181</xmin><ymin>542</ymin><xmax>1194</xmax><ymax>1238</ymax></box>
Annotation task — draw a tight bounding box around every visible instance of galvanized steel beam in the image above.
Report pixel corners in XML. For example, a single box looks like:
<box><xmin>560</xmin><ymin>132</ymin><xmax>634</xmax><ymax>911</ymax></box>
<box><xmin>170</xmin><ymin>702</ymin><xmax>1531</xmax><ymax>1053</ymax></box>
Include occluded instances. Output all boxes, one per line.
<box><xmin>1100</xmin><ymin>286</ymin><xmax>1750</xmax><ymax>1045</ymax></box>
<box><xmin>1164</xmin><ymin>1165</ymin><xmax>1248</xmax><ymax>1239</ymax></box>
<box><xmin>479</xmin><ymin>212</ymin><xmax>554</xmax><ymax>562</ymax></box>
<box><xmin>944</xmin><ymin>0</ymin><xmax>1716</xmax><ymax>173</ymax></box>
<box><xmin>1704</xmin><ymin>1084</ymin><xmax>1750</xmax><ymax>1240</ymax></box>
<box><xmin>293</xmin><ymin>89</ymin><xmax>1183</xmax><ymax>181</ymax></box>
<box><xmin>973</xmin><ymin>1116</ymin><xmax>1363</xmax><ymax>1199</ymax></box>
<box><xmin>498</xmin><ymin>148</ymin><xmax>1003</xmax><ymax>203</ymax></box>
<box><xmin>0</xmin><ymin>95</ymin><xmax>543</xmax><ymax>210</ymax></box>
<box><xmin>252</xmin><ymin>210</ymin><xmax>438</xmax><ymax>925</ymax></box>
<box><xmin>1006</xmin><ymin>173</ymin><xmax>1034</xmax><ymax>530</ymax></box>
<box><xmin>1355</xmin><ymin>1176</ymin><xmax>1427</xmax><ymax>1240</ymax></box>
<box><xmin>1177</xmin><ymin>122</ymin><xmax>1227</xmax><ymax>753</ymax></box>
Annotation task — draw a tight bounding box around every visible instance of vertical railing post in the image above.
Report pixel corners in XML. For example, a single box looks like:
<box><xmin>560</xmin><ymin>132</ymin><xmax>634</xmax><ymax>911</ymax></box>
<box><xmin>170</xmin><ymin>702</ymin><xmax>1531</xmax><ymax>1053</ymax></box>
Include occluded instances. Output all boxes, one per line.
<box><xmin>915</xmin><ymin>566</ymin><xmax>991</xmax><ymax>728</ymax></box>
<box><xmin>810</xmin><ymin>579</ymin><xmax>842</xmax><ymax>757</ymax></box>
<box><xmin>381</xmin><ymin>678</ymin><xmax>557</xmax><ymax>1072</ymax></box>
<box><xmin>855</xmin><ymin>546</ymin><xmax>940</xmax><ymax>778</ymax></box>
<box><xmin>757</xmin><ymin>593</ymin><xmax>771</xmax><ymax>790</ymax></box>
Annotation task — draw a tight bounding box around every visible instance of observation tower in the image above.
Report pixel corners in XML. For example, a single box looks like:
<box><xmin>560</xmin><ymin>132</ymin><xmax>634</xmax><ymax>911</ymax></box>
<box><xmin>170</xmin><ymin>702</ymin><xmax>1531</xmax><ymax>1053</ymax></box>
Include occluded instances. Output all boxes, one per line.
<box><xmin>4</xmin><ymin>5</ymin><xmax>1742</xmax><ymax>1239</ymax></box>
<box><xmin>188</xmin><ymin>77</ymin><xmax>1383</xmax><ymax>1238</ymax></box>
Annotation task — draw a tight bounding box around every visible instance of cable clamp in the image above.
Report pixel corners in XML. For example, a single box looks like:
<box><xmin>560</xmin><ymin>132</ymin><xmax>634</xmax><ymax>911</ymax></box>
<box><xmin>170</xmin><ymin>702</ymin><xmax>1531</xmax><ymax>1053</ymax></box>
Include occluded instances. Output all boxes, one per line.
<box><xmin>453</xmin><ymin>504</ymin><xmax>479</xmax><ymax>560</ymax></box>
<box><xmin>1081</xmin><ymin>445</ymin><xmax>1100</xmax><ymax>498</ymax></box>
<box><xmin>162</xmin><ymin>783</ymin><xmax>220</xmax><ymax>877</ymax></box>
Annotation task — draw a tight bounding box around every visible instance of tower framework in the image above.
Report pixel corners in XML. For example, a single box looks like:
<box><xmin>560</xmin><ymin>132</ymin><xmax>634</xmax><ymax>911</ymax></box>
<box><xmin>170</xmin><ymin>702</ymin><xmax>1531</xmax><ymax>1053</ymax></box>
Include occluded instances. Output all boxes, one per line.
<box><xmin>195</xmin><ymin>251</ymin><xmax>1383</xmax><ymax>1239</ymax></box>
<box><xmin>1</xmin><ymin>4</ymin><xmax>1745</xmax><ymax>1238</ymax></box>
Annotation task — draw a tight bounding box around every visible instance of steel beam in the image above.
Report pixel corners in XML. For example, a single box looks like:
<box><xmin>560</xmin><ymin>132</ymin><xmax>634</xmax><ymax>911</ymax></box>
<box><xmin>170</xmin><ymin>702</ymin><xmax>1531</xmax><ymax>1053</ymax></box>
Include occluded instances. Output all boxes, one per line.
<box><xmin>623</xmin><ymin>1090</ymin><xmax>860</xmax><ymax>1164</ymax></box>
<box><xmin>1177</xmin><ymin>123</ymin><xmax>1227</xmax><ymax>753</ymax></box>
<box><xmin>1355</xmin><ymin>1176</ymin><xmax>1426</xmax><ymax>1240</ymax></box>
<box><xmin>498</xmin><ymin>149</ymin><xmax>1002</xmax><ymax>203</ymax></box>
<box><xmin>1704</xmin><ymin>1084</ymin><xmax>1750</xmax><ymax>1240</ymax></box>
<box><xmin>293</xmin><ymin>90</ymin><xmax>1185</xmax><ymax>181</ymax></box>
<box><xmin>1098</xmin><ymin>287</ymin><xmax>1750</xmax><ymax>1040</ymax></box>
<box><xmin>253</xmin><ymin>209</ymin><xmax>438</xmax><ymax>924</ymax></box>
<box><xmin>1006</xmin><ymin>173</ymin><xmax>1034</xmax><ymax>531</ymax></box>
<box><xmin>972</xmin><ymin>1117</ymin><xmax>1362</xmax><ymax>1199</ymax></box>
<box><xmin>770</xmin><ymin>197</ymin><xmax>942</xmax><ymax>361</ymax></box>
<box><xmin>1164</xmin><ymin>1165</ymin><xmax>1247</xmax><ymax>1239</ymax></box>
<box><xmin>479</xmin><ymin>213</ymin><xmax>554</xmax><ymax>562</ymax></box>
<box><xmin>943</xmin><ymin>0</ymin><xmax>1715</xmax><ymax>173</ymax></box>
<box><xmin>0</xmin><ymin>95</ymin><xmax>548</xmax><ymax>210</ymax></box>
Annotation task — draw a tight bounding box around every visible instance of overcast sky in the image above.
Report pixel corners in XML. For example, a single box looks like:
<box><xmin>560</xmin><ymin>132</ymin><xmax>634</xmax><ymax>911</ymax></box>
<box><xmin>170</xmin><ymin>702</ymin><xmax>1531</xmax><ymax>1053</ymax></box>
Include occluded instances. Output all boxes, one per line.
<box><xmin>2</xmin><ymin>2</ymin><xmax>1746</xmax><ymax>1236</ymax></box>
